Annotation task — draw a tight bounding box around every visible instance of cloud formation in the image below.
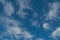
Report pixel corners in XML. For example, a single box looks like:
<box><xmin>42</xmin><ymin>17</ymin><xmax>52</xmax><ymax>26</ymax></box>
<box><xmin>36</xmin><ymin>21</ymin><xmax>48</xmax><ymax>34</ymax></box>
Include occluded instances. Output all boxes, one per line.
<box><xmin>52</xmin><ymin>27</ymin><xmax>60</xmax><ymax>37</ymax></box>
<box><xmin>0</xmin><ymin>16</ymin><xmax>34</xmax><ymax>40</ymax></box>
<box><xmin>46</xmin><ymin>2</ymin><xmax>60</xmax><ymax>20</ymax></box>
<box><xmin>4</xmin><ymin>2</ymin><xmax>14</xmax><ymax>16</ymax></box>
<box><xmin>43</xmin><ymin>23</ymin><xmax>51</xmax><ymax>30</ymax></box>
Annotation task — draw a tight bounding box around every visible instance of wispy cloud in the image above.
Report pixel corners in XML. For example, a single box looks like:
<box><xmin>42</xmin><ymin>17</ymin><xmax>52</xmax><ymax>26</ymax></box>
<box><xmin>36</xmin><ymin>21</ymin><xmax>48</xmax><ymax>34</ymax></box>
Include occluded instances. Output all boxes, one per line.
<box><xmin>0</xmin><ymin>0</ymin><xmax>5</xmax><ymax>4</ymax></box>
<box><xmin>4</xmin><ymin>2</ymin><xmax>14</xmax><ymax>16</ymax></box>
<box><xmin>0</xmin><ymin>16</ymin><xmax>34</xmax><ymax>40</ymax></box>
<box><xmin>16</xmin><ymin>0</ymin><xmax>33</xmax><ymax>19</ymax></box>
<box><xmin>17</xmin><ymin>10</ymin><xmax>29</xmax><ymax>19</ymax></box>
<box><xmin>46</xmin><ymin>2</ymin><xmax>60</xmax><ymax>20</ymax></box>
<box><xmin>7</xmin><ymin>26</ymin><xmax>34</xmax><ymax>40</ymax></box>
<box><xmin>37</xmin><ymin>38</ymin><xmax>44</xmax><ymax>40</ymax></box>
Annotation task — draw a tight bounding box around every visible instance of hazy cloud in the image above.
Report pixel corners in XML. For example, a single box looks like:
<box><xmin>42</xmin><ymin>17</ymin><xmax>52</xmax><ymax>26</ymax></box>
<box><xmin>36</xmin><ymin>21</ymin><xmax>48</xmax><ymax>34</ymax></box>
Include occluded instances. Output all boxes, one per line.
<box><xmin>4</xmin><ymin>2</ymin><xmax>14</xmax><ymax>16</ymax></box>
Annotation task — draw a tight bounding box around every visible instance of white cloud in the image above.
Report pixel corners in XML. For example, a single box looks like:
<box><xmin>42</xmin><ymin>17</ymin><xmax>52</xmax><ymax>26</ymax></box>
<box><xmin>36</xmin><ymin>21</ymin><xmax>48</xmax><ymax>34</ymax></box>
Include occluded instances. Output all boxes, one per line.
<box><xmin>17</xmin><ymin>10</ymin><xmax>29</xmax><ymax>19</ymax></box>
<box><xmin>1</xmin><ymin>17</ymin><xmax>34</xmax><ymax>39</ymax></box>
<box><xmin>4</xmin><ymin>2</ymin><xmax>14</xmax><ymax>16</ymax></box>
<box><xmin>0</xmin><ymin>16</ymin><xmax>34</xmax><ymax>40</ymax></box>
<box><xmin>51</xmin><ymin>27</ymin><xmax>60</xmax><ymax>37</ymax></box>
<box><xmin>7</xmin><ymin>26</ymin><xmax>22</xmax><ymax>35</ymax></box>
<box><xmin>23</xmin><ymin>31</ymin><xmax>34</xmax><ymax>39</ymax></box>
<box><xmin>17</xmin><ymin>0</ymin><xmax>31</xmax><ymax>10</ymax></box>
<box><xmin>7</xmin><ymin>26</ymin><xmax>34</xmax><ymax>40</ymax></box>
<box><xmin>16</xmin><ymin>0</ymin><xmax>33</xmax><ymax>19</ymax></box>
<box><xmin>43</xmin><ymin>23</ymin><xmax>51</xmax><ymax>30</ymax></box>
<box><xmin>6</xmin><ymin>18</ymin><xmax>19</xmax><ymax>27</ymax></box>
<box><xmin>0</xmin><ymin>1</ymin><xmax>34</xmax><ymax>39</ymax></box>
<box><xmin>16</xmin><ymin>0</ymin><xmax>30</xmax><ymax>19</ymax></box>
<box><xmin>0</xmin><ymin>16</ymin><xmax>20</xmax><ymax>29</ymax></box>
<box><xmin>0</xmin><ymin>10</ymin><xmax>34</xmax><ymax>40</ymax></box>
<box><xmin>50</xmin><ymin>27</ymin><xmax>60</xmax><ymax>40</ymax></box>
<box><xmin>17</xmin><ymin>0</ymin><xmax>27</xmax><ymax>10</ymax></box>
<box><xmin>46</xmin><ymin>2</ymin><xmax>60</xmax><ymax>20</ymax></box>
<box><xmin>37</xmin><ymin>38</ymin><xmax>44</xmax><ymax>40</ymax></box>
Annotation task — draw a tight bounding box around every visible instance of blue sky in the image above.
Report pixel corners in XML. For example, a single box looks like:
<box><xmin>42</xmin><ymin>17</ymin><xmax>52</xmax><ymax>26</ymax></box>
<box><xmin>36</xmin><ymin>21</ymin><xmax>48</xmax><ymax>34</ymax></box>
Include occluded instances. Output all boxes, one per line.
<box><xmin>0</xmin><ymin>0</ymin><xmax>60</xmax><ymax>40</ymax></box>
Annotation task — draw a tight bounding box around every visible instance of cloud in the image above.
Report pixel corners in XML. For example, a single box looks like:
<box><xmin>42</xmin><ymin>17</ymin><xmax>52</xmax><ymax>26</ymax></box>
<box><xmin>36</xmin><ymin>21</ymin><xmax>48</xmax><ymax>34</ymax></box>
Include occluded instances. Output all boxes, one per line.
<box><xmin>0</xmin><ymin>0</ymin><xmax>5</xmax><ymax>4</ymax></box>
<box><xmin>51</xmin><ymin>27</ymin><xmax>60</xmax><ymax>37</ymax></box>
<box><xmin>37</xmin><ymin>38</ymin><xmax>44</xmax><ymax>40</ymax></box>
<box><xmin>7</xmin><ymin>26</ymin><xmax>22</xmax><ymax>35</ymax></box>
<box><xmin>50</xmin><ymin>27</ymin><xmax>60</xmax><ymax>40</ymax></box>
<box><xmin>0</xmin><ymin>16</ymin><xmax>34</xmax><ymax>40</ymax></box>
<box><xmin>43</xmin><ymin>23</ymin><xmax>51</xmax><ymax>30</ymax></box>
<box><xmin>23</xmin><ymin>31</ymin><xmax>34</xmax><ymax>39</ymax></box>
<box><xmin>17</xmin><ymin>10</ymin><xmax>29</xmax><ymax>19</ymax></box>
<box><xmin>17</xmin><ymin>0</ymin><xmax>31</xmax><ymax>9</ymax></box>
<box><xmin>7</xmin><ymin>26</ymin><xmax>34</xmax><ymax>40</ymax></box>
<box><xmin>16</xmin><ymin>0</ymin><xmax>33</xmax><ymax>19</ymax></box>
<box><xmin>6</xmin><ymin>18</ymin><xmax>19</xmax><ymax>27</ymax></box>
<box><xmin>46</xmin><ymin>2</ymin><xmax>60</xmax><ymax>20</ymax></box>
<box><xmin>17</xmin><ymin>0</ymin><xmax>27</xmax><ymax>10</ymax></box>
<box><xmin>4</xmin><ymin>2</ymin><xmax>14</xmax><ymax>16</ymax></box>
<box><xmin>16</xmin><ymin>0</ymin><xmax>30</xmax><ymax>19</ymax></box>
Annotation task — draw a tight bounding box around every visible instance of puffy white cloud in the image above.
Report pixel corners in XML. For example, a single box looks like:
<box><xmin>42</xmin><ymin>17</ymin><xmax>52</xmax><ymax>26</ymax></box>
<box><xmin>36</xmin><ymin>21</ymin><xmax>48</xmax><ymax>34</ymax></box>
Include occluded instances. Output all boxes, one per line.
<box><xmin>4</xmin><ymin>2</ymin><xmax>14</xmax><ymax>16</ymax></box>
<box><xmin>50</xmin><ymin>27</ymin><xmax>60</xmax><ymax>40</ymax></box>
<box><xmin>51</xmin><ymin>27</ymin><xmax>60</xmax><ymax>37</ymax></box>
<box><xmin>43</xmin><ymin>23</ymin><xmax>51</xmax><ymax>30</ymax></box>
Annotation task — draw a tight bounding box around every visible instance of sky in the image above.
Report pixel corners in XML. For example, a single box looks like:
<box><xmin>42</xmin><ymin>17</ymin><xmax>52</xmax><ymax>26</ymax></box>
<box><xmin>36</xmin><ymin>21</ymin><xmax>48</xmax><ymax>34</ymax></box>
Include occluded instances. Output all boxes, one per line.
<box><xmin>0</xmin><ymin>0</ymin><xmax>60</xmax><ymax>40</ymax></box>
